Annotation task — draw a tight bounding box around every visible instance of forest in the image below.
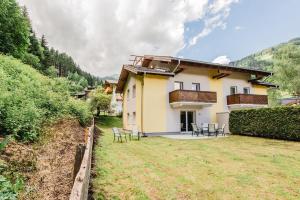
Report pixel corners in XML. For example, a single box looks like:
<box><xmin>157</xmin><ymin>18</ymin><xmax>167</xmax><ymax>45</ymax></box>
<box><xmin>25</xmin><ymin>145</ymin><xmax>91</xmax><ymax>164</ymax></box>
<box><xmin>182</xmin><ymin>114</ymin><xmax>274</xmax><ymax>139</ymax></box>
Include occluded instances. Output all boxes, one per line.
<box><xmin>0</xmin><ymin>0</ymin><xmax>101</xmax><ymax>93</ymax></box>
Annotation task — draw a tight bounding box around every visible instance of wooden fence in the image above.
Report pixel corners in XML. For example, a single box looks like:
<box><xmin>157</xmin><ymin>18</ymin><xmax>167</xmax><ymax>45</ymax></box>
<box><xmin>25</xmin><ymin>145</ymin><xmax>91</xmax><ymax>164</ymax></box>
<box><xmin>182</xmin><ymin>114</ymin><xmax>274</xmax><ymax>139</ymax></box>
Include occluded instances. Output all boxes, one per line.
<box><xmin>69</xmin><ymin>118</ymin><xmax>94</xmax><ymax>200</ymax></box>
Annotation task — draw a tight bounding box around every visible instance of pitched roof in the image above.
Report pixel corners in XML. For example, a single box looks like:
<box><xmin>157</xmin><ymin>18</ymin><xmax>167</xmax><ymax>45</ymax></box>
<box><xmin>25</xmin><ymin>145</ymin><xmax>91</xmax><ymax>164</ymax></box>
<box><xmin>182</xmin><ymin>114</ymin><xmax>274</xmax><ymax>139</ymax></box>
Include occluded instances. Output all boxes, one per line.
<box><xmin>249</xmin><ymin>80</ymin><xmax>278</xmax><ymax>88</ymax></box>
<box><xmin>105</xmin><ymin>79</ymin><xmax>118</xmax><ymax>84</ymax></box>
<box><xmin>141</xmin><ymin>55</ymin><xmax>272</xmax><ymax>76</ymax></box>
<box><xmin>116</xmin><ymin>65</ymin><xmax>174</xmax><ymax>93</ymax></box>
<box><xmin>116</xmin><ymin>55</ymin><xmax>274</xmax><ymax>93</ymax></box>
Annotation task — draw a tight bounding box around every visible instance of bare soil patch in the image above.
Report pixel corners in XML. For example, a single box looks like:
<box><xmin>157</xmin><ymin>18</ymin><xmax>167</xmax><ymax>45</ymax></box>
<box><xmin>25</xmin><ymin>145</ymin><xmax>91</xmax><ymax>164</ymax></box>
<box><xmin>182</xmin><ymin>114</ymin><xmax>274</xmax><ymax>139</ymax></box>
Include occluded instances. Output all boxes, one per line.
<box><xmin>1</xmin><ymin>119</ymin><xmax>85</xmax><ymax>200</ymax></box>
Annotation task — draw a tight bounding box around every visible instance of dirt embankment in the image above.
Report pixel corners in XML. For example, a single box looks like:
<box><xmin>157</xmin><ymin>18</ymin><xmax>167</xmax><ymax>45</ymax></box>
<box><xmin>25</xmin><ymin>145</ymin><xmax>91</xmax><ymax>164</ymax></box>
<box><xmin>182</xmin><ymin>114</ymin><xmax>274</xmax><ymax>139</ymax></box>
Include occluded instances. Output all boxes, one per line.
<box><xmin>1</xmin><ymin>119</ymin><xmax>85</xmax><ymax>200</ymax></box>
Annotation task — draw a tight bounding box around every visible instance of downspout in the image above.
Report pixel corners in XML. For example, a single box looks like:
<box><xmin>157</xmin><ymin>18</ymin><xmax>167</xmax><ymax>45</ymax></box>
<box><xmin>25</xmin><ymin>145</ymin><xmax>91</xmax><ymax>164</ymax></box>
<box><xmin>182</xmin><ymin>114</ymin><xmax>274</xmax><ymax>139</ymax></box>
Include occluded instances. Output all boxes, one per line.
<box><xmin>141</xmin><ymin>75</ymin><xmax>144</xmax><ymax>136</ymax></box>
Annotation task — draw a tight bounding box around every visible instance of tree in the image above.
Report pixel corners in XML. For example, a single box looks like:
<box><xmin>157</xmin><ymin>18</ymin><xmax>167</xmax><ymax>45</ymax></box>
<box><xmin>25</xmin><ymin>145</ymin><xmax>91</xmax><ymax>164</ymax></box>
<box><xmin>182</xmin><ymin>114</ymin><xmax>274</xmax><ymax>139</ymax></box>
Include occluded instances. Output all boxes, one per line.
<box><xmin>274</xmin><ymin>45</ymin><xmax>300</xmax><ymax>104</ymax></box>
<box><xmin>45</xmin><ymin>66</ymin><xmax>58</xmax><ymax>78</ymax></box>
<box><xmin>89</xmin><ymin>88</ymin><xmax>111</xmax><ymax>116</ymax></box>
<box><xmin>21</xmin><ymin>53</ymin><xmax>41</xmax><ymax>69</ymax></box>
<box><xmin>0</xmin><ymin>0</ymin><xmax>30</xmax><ymax>58</ymax></box>
<box><xmin>40</xmin><ymin>34</ymin><xmax>52</xmax><ymax>71</ymax></box>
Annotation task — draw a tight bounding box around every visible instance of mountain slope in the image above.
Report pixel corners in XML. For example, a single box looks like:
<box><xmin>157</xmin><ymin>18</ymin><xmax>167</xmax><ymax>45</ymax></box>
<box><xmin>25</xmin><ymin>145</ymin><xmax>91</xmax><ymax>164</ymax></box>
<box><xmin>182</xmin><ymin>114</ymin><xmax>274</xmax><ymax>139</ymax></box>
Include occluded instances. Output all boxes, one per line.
<box><xmin>231</xmin><ymin>37</ymin><xmax>300</xmax><ymax>71</ymax></box>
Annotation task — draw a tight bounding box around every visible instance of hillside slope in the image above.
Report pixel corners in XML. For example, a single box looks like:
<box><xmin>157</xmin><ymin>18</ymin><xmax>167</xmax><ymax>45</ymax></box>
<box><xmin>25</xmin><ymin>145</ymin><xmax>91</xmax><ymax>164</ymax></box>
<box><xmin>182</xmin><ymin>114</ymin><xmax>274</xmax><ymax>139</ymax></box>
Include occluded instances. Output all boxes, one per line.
<box><xmin>0</xmin><ymin>55</ymin><xmax>92</xmax><ymax>141</ymax></box>
<box><xmin>231</xmin><ymin>37</ymin><xmax>300</xmax><ymax>71</ymax></box>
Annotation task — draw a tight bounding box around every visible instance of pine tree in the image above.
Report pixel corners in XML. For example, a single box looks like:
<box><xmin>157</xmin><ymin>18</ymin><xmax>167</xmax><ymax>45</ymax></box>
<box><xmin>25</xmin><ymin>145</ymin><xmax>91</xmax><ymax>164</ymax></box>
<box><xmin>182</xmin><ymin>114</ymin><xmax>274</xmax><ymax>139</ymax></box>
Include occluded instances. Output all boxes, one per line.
<box><xmin>0</xmin><ymin>0</ymin><xmax>30</xmax><ymax>58</ymax></box>
<box><xmin>40</xmin><ymin>34</ymin><xmax>52</xmax><ymax>71</ymax></box>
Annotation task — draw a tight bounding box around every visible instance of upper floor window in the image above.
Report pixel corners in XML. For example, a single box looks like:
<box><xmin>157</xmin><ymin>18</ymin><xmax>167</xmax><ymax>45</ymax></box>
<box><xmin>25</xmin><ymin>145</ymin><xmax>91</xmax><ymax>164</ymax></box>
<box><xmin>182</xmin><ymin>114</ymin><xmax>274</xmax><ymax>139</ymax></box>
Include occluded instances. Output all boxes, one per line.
<box><xmin>192</xmin><ymin>83</ymin><xmax>200</xmax><ymax>91</ymax></box>
<box><xmin>127</xmin><ymin>89</ymin><xmax>130</xmax><ymax>100</ymax></box>
<box><xmin>174</xmin><ymin>81</ymin><xmax>183</xmax><ymax>90</ymax></box>
<box><xmin>132</xmin><ymin>85</ymin><xmax>136</xmax><ymax>98</ymax></box>
<box><xmin>132</xmin><ymin>112</ymin><xmax>136</xmax><ymax>123</ymax></box>
<box><xmin>243</xmin><ymin>87</ymin><xmax>250</xmax><ymax>94</ymax></box>
<box><xmin>230</xmin><ymin>86</ymin><xmax>237</xmax><ymax>95</ymax></box>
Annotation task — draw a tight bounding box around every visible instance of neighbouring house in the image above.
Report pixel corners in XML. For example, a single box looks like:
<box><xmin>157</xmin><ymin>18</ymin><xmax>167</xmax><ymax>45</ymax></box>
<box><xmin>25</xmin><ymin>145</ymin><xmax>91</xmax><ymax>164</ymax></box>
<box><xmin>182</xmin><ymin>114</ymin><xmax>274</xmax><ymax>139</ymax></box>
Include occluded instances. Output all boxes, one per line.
<box><xmin>280</xmin><ymin>97</ymin><xmax>300</xmax><ymax>106</ymax></box>
<box><xmin>104</xmin><ymin>80</ymin><xmax>122</xmax><ymax>115</ymax></box>
<box><xmin>116</xmin><ymin>55</ymin><xmax>276</xmax><ymax>136</ymax></box>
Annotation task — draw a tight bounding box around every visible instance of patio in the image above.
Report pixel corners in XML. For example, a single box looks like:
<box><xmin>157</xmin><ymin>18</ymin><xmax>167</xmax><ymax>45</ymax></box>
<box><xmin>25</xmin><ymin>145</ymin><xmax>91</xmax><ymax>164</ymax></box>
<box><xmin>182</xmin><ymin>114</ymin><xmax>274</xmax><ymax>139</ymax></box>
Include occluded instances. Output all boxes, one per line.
<box><xmin>161</xmin><ymin>134</ymin><xmax>228</xmax><ymax>140</ymax></box>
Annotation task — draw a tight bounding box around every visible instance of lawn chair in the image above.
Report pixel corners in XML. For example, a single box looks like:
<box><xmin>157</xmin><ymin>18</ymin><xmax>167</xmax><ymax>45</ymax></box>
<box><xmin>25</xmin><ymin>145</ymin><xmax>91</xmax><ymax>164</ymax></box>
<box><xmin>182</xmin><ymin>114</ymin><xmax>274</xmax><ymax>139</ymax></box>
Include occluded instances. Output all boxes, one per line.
<box><xmin>201</xmin><ymin>123</ymin><xmax>209</xmax><ymax>135</ymax></box>
<box><xmin>112</xmin><ymin>127</ymin><xmax>127</xmax><ymax>142</ymax></box>
<box><xmin>130</xmin><ymin>126</ymin><xmax>140</xmax><ymax>140</ymax></box>
<box><xmin>208</xmin><ymin>124</ymin><xmax>216</xmax><ymax>136</ymax></box>
<box><xmin>217</xmin><ymin>124</ymin><xmax>226</xmax><ymax>136</ymax></box>
<box><xmin>191</xmin><ymin>123</ymin><xmax>201</xmax><ymax>136</ymax></box>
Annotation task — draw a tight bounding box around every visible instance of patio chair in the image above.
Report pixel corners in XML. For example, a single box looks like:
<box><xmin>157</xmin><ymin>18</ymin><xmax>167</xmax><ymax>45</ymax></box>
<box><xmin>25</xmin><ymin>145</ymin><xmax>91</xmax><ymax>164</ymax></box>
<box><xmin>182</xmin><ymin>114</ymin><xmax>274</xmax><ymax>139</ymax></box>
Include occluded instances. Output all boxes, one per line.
<box><xmin>112</xmin><ymin>127</ymin><xmax>127</xmax><ymax>142</ymax></box>
<box><xmin>191</xmin><ymin>123</ymin><xmax>201</xmax><ymax>136</ymax></box>
<box><xmin>201</xmin><ymin>123</ymin><xmax>209</xmax><ymax>135</ymax></box>
<box><xmin>130</xmin><ymin>126</ymin><xmax>140</xmax><ymax>140</ymax></box>
<box><xmin>208</xmin><ymin>124</ymin><xmax>217</xmax><ymax>136</ymax></box>
<box><xmin>217</xmin><ymin>124</ymin><xmax>226</xmax><ymax>136</ymax></box>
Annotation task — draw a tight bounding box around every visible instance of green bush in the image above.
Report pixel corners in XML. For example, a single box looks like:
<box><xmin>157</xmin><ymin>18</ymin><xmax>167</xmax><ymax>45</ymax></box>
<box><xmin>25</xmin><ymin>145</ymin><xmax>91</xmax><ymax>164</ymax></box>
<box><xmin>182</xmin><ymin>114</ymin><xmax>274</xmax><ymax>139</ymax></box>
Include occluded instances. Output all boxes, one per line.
<box><xmin>0</xmin><ymin>55</ymin><xmax>92</xmax><ymax>141</ymax></box>
<box><xmin>229</xmin><ymin>106</ymin><xmax>300</xmax><ymax>141</ymax></box>
<box><xmin>0</xmin><ymin>175</ymin><xmax>24</xmax><ymax>200</ymax></box>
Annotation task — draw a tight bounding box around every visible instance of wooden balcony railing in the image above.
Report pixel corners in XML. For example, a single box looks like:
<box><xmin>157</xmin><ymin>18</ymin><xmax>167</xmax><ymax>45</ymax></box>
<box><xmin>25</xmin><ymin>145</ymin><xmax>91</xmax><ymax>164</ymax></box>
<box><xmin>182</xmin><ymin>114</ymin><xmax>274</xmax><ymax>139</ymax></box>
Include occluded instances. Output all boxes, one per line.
<box><xmin>169</xmin><ymin>90</ymin><xmax>217</xmax><ymax>103</ymax></box>
<box><xmin>227</xmin><ymin>94</ymin><xmax>268</xmax><ymax>105</ymax></box>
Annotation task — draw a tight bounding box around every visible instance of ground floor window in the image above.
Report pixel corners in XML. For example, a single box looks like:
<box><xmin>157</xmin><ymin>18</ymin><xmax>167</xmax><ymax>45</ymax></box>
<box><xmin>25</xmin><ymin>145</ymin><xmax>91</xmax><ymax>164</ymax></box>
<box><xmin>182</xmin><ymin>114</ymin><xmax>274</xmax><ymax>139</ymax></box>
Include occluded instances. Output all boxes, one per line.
<box><xmin>243</xmin><ymin>87</ymin><xmax>250</xmax><ymax>94</ymax></box>
<box><xmin>180</xmin><ymin>111</ymin><xmax>195</xmax><ymax>132</ymax></box>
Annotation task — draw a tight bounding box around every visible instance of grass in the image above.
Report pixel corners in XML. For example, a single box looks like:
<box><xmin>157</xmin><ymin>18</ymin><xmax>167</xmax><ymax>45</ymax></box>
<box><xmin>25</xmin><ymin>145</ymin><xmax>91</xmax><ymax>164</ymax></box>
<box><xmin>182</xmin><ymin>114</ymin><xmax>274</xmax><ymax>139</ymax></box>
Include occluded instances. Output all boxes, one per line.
<box><xmin>93</xmin><ymin>116</ymin><xmax>300</xmax><ymax>200</ymax></box>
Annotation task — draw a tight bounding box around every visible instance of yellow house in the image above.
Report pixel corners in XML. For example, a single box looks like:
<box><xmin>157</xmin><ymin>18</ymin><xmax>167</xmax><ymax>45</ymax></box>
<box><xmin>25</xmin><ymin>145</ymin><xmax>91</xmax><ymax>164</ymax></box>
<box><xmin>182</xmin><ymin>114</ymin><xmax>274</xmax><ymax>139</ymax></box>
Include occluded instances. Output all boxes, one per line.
<box><xmin>116</xmin><ymin>55</ymin><xmax>275</xmax><ymax>136</ymax></box>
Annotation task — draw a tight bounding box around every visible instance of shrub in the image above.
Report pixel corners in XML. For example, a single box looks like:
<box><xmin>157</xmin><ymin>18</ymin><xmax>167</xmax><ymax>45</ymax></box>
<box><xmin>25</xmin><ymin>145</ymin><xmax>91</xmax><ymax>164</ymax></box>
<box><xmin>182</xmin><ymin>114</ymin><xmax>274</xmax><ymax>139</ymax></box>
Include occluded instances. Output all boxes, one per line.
<box><xmin>229</xmin><ymin>106</ymin><xmax>300</xmax><ymax>141</ymax></box>
<box><xmin>0</xmin><ymin>175</ymin><xmax>24</xmax><ymax>200</ymax></box>
<box><xmin>0</xmin><ymin>55</ymin><xmax>92</xmax><ymax>142</ymax></box>
<box><xmin>68</xmin><ymin>99</ymin><xmax>92</xmax><ymax>126</ymax></box>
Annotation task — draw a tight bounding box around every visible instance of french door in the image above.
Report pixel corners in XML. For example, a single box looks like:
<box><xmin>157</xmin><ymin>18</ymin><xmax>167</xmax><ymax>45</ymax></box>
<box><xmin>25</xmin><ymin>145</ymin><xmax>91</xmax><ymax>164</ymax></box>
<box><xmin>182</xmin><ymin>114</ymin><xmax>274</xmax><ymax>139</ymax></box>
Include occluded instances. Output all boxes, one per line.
<box><xmin>180</xmin><ymin>111</ymin><xmax>195</xmax><ymax>132</ymax></box>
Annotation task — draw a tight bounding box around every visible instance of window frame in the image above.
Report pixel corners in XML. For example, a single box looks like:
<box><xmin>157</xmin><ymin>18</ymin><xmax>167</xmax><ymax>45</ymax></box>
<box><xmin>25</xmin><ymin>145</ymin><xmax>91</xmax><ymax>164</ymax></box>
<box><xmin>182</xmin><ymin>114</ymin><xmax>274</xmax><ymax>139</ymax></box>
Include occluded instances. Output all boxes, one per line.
<box><xmin>127</xmin><ymin>89</ymin><xmax>130</xmax><ymax>101</ymax></box>
<box><xmin>230</xmin><ymin>86</ymin><xmax>237</xmax><ymax>95</ymax></box>
<box><xmin>243</xmin><ymin>87</ymin><xmax>250</xmax><ymax>94</ymax></box>
<box><xmin>132</xmin><ymin>112</ymin><xmax>136</xmax><ymax>122</ymax></box>
<box><xmin>132</xmin><ymin>85</ymin><xmax>136</xmax><ymax>98</ymax></box>
<box><xmin>174</xmin><ymin>81</ymin><xmax>184</xmax><ymax>90</ymax></box>
<box><xmin>192</xmin><ymin>83</ymin><xmax>200</xmax><ymax>91</ymax></box>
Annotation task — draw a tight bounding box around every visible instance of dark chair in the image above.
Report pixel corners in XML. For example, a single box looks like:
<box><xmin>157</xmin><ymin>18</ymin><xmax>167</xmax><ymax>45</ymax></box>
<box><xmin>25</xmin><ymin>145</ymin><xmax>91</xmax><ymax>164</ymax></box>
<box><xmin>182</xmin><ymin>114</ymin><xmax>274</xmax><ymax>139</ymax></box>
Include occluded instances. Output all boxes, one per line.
<box><xmin>201</xmin><ymin>123</ymin><xmax>209</xmax><ymax>135</ymax></box>
<box><xmin>208</xmin><ymin>124</ymin><xmax>216</xmax><ymax>136</ymax></box>
<box><xmin>191</xmin><ymin>123</ymin><xmax>201</xmax><ymax>136</ymax></box>
<box><xmin>217</xmin><ymin>124</ymin><xmax>226</xmax><ymax>136</ymax></box>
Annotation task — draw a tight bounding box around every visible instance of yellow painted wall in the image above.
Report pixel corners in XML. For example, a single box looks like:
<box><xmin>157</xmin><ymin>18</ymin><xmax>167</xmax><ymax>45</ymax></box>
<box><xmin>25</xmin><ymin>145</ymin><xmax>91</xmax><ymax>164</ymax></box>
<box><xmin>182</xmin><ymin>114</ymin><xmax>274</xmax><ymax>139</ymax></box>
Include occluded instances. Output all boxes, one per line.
<box><xmin>208</xmin><ymin>69</ymin><xmax>224</xmax><ymax>122</ymax></box>
<box><xmin>135</xmin><ymin>76</ymin><xmax>142</xmax><ymax>132</ymax></box>
<box><xmin>252</xmin><ymin>85</ymin><xmax>268</xmax><ymax>95</ymax></box>
<box><xmin>142</xmin><ymin>74</ymin><xmax>168</xmax><ymax>133</ymax></box>
<box><xmin>122</xmin><ymin>76</ymin><xmax>129</xmax><ymax>130</ymax></box>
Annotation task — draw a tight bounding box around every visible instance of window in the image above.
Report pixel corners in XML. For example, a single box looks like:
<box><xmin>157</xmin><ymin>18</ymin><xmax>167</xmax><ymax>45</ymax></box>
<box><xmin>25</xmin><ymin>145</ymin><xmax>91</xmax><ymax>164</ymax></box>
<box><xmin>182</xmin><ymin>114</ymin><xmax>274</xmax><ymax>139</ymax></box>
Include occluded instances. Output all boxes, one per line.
<box><xmin>243</xmin><ymin>87</ymin><xmax>250</xmax><ymax>94</ymax></box>
<box><xmin>132</xmin><ymin>112</ymin><xmax>136</xmax><ymax>123</ymax></box>
<box><xmin>132</xmin><ymin>85</ymin><xmax>136</xmax><ymax>98</ymax></box>
<box><xmin>192</xmin><ymin>83</ymin><xmax>200</xmax><ymax>91</ymax></box>
<box><xmin>230</xmin><ymin>86</ymin><xmax>237</xmax><ymax>95</ymax></box>
<box><xmin>127</xmin><ymin>89</ymin><xmax>130</xmax><ymax>100</ymax></box>
<box><xmin>127</xmin><ymin>113</ymin><xmax>130</xmax><ymax>121</ymax></box>
<box><xmin>174</xmin><ymin>81</ymin><xmax>183</xmax><ymax>90</ymax></box>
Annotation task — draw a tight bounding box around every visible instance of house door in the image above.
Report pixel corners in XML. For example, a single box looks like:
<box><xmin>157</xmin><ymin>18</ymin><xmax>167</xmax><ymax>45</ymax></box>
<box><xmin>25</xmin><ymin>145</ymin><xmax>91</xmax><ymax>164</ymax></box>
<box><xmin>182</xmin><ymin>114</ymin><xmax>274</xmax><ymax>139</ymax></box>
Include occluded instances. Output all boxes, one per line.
<box><xmin>180</xmin><ymin>111</ymin><xmax>195</xmax><ymax>132</ymax></box>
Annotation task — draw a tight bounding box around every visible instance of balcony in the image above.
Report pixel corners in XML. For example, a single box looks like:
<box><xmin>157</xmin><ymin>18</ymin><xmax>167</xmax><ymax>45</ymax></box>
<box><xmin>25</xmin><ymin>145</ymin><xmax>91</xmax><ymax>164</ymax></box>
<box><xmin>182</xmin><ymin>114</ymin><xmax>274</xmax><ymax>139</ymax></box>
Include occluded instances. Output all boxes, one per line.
<box><xmin>169</xmin><ymin>90</ymin><xmax>217</xmax><ymax>108</ymax></box>
<box><xmin>227</xmin><ymin>94</ymin><xmax>268</xmax><ymax>105</ymax></box>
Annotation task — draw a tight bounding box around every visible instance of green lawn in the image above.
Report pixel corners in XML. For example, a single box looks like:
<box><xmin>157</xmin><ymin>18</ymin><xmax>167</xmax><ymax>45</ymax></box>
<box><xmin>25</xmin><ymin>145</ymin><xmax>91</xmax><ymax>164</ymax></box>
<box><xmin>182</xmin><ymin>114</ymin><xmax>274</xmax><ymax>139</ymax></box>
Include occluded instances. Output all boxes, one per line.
<box><xmin>93</xmin><ymin>116</ymin><xmax>300</xmax><ymax>200</ymax></box>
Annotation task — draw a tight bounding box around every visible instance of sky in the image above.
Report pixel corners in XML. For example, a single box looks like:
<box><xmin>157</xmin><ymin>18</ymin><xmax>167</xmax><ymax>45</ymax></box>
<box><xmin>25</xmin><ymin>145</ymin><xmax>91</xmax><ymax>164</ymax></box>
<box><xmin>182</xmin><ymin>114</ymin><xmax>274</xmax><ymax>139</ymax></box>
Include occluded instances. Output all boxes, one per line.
<box><xmin>17</xmin><ymin>0</ymin><xmax>300</xmax><ymax>77</ymax></box>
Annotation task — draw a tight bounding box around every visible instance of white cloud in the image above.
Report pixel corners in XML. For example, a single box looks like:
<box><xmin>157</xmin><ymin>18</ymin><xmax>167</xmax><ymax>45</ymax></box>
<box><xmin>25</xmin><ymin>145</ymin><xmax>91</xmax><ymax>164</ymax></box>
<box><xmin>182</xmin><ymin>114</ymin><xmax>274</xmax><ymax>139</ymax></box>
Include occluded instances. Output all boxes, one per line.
<box><xmin>212</xmin><ymin>55</ymin><xmax>231</xmax><ymax>64</ymax></box>
<box><xmin>17</xmin><ymin>0</ymin><xmax>238</xmax><ymax>76</ymax></box>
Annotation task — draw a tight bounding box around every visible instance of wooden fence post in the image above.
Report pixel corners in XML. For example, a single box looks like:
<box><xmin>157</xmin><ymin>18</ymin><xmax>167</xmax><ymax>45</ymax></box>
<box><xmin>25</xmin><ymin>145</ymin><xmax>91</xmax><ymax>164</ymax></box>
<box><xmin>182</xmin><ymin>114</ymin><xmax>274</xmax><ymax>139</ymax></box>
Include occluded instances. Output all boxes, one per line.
<box><xmin>73</xmin><ymin>144</ymin><xmax>86</xmax><ymax>182</ymax></box>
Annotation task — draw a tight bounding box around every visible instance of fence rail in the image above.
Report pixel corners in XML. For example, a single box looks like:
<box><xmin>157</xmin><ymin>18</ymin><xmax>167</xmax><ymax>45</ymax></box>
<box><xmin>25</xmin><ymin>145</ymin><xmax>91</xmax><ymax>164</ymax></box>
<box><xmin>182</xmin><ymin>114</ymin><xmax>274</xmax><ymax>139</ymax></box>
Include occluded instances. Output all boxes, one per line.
<box><xmin>70</xmin><ymin>118</ymin><xmax>94</xmax><ymax>200</ymax></box>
